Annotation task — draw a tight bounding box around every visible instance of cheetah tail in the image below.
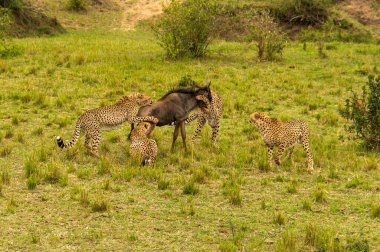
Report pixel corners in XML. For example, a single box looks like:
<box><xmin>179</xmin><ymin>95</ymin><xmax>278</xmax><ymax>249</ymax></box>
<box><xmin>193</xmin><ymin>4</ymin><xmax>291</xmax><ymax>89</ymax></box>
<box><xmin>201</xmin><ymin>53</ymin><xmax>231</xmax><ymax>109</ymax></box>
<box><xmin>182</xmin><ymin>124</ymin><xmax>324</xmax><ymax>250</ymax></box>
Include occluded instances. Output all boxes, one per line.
<box><xmin>56</xmin><ymin>121</ymin><xmax>81</xmax><ymax>149</ymax></box>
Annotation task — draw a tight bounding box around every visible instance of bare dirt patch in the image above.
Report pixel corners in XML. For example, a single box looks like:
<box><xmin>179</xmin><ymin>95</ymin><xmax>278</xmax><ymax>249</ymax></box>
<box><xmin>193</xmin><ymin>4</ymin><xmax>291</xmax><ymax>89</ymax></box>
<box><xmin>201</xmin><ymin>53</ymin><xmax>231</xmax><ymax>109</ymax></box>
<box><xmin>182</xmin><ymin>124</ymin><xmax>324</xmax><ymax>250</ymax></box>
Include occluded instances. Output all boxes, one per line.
<box><xmin>119</xmin><ymin>0</ymin><xmax>165</xmax><ymax>30</ymax></box>
<box><xmin>340</xmin><ymin>0</ymin><xmax>380</xmax><ymax>25</ymax></box>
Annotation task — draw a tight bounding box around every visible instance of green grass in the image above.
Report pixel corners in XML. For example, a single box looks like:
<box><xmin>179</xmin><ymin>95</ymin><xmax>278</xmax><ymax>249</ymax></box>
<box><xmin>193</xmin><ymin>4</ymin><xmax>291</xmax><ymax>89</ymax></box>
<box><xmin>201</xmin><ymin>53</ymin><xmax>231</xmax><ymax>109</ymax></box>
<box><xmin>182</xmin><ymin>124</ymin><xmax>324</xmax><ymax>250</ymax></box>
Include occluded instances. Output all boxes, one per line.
<box><xmin>0</xmin><ymin>15</ymin><xmax>379</xmax><ymax>250</ymax></box>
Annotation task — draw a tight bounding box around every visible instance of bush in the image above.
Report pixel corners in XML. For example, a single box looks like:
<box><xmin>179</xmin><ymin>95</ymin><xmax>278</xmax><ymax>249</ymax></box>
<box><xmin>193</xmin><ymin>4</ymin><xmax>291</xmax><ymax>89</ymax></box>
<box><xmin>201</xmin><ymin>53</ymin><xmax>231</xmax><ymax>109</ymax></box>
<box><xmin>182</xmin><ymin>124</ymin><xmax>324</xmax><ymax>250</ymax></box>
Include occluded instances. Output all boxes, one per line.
<box><xmin>341</xmin><ymin>76</ymin><xmax>380</xmax><ymax>151</ymax></box>
<box><xmin>0</xmin><ymin>0</ymin><xmax>24</xmax><ymax>11</ymax></box>
<box><xmin>67</xmin><ymin>0</ymin><xmax>87</xmax><ymax>11</ymax></box>
<box><xmin>273</xmin><ymin>0</ymin><xmax>333</xmax><ymax>26</ymax></box>
<box><xmin>152</xmin><ymin>0</ymin><xmax>218</xmax><ymax>59</ymax></box>
<box><xmin>249</xmin><ymin>10</ymin><xmax>286</xmax><ymax>61</ymax></box>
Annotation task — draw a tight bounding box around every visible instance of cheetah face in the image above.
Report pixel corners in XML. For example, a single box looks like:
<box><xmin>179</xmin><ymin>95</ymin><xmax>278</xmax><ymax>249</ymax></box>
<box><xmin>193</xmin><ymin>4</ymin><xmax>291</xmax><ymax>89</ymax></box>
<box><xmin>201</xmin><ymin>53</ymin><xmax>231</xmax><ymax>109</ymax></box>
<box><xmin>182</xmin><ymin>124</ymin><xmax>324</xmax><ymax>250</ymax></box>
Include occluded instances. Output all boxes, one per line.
<box><xmin>138</xmin><ymin>122</ymin><xmax>151</xmax><ymax>134</ymax></box>
<box><xmin>136</xmin><ymin>93</ymin><xmax>153</xmax><ymax>106</ymax></box>
<box><xmin>195</xmin><ymin>95</ymin><xmax>210</xmax><ymax>114</ymax></box>
<box><xmin>250</xmin><ymin>112</ymin><xmax>268</xmax><ymax>127</ymax></box>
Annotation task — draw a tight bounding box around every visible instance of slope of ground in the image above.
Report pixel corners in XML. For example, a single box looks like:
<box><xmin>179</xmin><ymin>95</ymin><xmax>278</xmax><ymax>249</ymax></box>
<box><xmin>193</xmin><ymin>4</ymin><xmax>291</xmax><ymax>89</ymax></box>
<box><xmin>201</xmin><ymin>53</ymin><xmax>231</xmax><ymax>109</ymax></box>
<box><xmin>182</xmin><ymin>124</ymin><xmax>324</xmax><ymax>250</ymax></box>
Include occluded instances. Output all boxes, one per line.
<box><xmin>120</xmin><ymin>0</ymin><xmax>164</xmax><ymax>30</ymax></box>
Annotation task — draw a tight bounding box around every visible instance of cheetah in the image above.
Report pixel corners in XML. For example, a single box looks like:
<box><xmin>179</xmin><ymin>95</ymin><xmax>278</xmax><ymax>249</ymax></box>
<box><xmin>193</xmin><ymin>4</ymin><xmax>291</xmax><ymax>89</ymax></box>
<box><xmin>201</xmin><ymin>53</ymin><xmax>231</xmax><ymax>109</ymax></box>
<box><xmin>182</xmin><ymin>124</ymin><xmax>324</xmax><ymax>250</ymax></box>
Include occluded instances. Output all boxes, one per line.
<box><xmin>250</xmin><ymin>112</ymin><xmax>314</xmax><ymax>171</ymax></box>
<box><xmin>185</xmin><ymin>91</ymin><xmax>223</xmax><ymax>143</ymax></box>
<box><xmin>56</xmin><ymin>93</ymin><xmax>158</xmax><ymax>157</ymax></box>
<box><xmin>129</xmin><ymin>122</ymin><xmax>158</xmax><ymax>166</ymax></box>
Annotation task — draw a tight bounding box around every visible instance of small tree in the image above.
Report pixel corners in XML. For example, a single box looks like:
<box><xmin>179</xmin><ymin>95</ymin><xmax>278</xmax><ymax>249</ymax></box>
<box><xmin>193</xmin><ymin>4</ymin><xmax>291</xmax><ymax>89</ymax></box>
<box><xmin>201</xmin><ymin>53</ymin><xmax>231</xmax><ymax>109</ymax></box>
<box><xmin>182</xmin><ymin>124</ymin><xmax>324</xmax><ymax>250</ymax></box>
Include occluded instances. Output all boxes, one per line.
<box><xmin>249</xmin><ymin>10</ymin><xmax>287</xmax><ymax>61</ymax></box>
<box><xmin>341</xmin><ymin>76</ymin><xmax>380</xmax><ymax>151</ymax></box>
<box><xmin>152</xmin><ymin>0</ymin><xmax>218</xmax><ymax>59</ymax></box>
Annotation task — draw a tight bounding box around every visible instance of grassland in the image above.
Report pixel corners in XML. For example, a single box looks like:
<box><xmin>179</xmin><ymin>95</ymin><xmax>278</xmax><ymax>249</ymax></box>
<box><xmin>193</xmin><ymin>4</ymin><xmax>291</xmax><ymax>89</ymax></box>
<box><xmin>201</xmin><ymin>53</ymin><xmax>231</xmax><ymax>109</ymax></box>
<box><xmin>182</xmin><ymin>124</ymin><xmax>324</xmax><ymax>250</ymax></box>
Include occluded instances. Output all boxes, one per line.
<box><xmin>0</xmin><ymin>3</ymin><xmax>380</xmax><ymax>250</ymax></box>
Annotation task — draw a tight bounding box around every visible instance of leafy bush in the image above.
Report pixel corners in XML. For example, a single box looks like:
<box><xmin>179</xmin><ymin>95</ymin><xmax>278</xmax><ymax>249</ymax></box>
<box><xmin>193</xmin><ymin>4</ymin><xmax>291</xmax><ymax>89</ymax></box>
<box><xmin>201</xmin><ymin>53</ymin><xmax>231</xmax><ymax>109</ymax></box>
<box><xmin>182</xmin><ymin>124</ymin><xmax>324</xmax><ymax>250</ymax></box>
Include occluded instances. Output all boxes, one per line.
<box><xmin>152</xmin><ymin>0</ymin><xmax>218</xmax><ymax>59</ymax></box>
<box><xmin>273</xmin><ymin>0</ymin><xmax>333</xmax><ymax>26</ymax></box>
<box><xmin>67</xmin><ymin>0</ymin><xmax>87</xmax><ymax>11</ymax></box>
<box><xmin>249</xmin><ymin>10</ymin><xmax>286</xmax><ymax>61</ymax></box>
<box><xmin>0</xmin><ymin>0</ymin><xmax>24</xmax><ymax>11</ymax></box>
<box><xmin>341</xmin><ymin>76</ymin><xmax>380</xmax><ymax>151</ymax></box>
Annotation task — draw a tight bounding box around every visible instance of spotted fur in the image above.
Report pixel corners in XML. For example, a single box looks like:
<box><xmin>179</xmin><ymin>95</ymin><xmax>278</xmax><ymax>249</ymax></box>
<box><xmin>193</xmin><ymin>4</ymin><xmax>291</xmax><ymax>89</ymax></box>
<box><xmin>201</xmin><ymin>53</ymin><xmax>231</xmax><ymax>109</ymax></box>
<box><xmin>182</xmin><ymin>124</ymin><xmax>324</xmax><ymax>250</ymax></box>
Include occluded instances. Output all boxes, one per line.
<box><xmin>129</xmin><ymin>122</ymin><xmax>157</xmax><ymax>166</ymax></box>
<box><xmin>185</xmin><ymin>91</ymin><xmax>223</xmax><ymax>143</ymax></box>
<box><xmin>250</xmin><ymin>112</ymin><xmax>314</xmax><ymax>171</ymax></box>
<box><xmin>56</xmin><ymin>93</ymin><xmax>158</xmax><ymax>157</ymax></box>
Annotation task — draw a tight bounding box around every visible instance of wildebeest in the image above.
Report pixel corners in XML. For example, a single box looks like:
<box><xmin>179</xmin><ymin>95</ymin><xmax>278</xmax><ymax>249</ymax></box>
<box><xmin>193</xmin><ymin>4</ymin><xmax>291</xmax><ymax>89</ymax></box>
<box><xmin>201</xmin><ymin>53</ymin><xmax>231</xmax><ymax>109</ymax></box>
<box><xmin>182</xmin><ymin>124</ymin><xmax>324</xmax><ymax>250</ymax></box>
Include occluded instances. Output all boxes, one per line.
<box><xmin>130</xmin><ymin>82</ymin><xmax>212</xmax><ymax>151</ymax></box>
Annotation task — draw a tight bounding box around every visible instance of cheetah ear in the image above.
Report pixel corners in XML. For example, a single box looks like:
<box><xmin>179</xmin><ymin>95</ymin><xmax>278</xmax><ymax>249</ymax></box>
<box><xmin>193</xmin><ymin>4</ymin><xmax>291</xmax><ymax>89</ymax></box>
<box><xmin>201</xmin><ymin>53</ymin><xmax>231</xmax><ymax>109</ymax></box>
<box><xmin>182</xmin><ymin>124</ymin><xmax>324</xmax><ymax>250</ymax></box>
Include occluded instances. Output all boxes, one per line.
<box><xmin>254</xmin><ymin>113</ymin><xmax>261</xmax><ymax>120</ymax></box>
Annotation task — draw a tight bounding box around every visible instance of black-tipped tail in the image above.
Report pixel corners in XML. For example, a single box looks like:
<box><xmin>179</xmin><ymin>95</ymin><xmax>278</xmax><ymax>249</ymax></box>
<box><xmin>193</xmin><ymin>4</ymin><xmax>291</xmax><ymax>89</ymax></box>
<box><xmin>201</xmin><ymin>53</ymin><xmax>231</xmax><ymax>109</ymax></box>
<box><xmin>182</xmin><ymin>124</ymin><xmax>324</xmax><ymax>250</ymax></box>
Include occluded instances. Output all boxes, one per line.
<box><xmin>56</xmin><ymin>136</ymin><xmax>65</xmax><ymax>149</ymax></box>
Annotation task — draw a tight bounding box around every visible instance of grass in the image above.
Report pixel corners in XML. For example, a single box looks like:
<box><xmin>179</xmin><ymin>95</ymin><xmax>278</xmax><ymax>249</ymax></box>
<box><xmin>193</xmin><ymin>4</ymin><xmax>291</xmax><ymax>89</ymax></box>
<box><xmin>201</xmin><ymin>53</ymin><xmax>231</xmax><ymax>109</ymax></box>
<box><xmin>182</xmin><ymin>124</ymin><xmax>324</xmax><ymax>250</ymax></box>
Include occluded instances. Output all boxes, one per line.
<box><xmin>0</xmin><ymin>5</ymin><xmax>379</xmax><ymax>250</ymax></box>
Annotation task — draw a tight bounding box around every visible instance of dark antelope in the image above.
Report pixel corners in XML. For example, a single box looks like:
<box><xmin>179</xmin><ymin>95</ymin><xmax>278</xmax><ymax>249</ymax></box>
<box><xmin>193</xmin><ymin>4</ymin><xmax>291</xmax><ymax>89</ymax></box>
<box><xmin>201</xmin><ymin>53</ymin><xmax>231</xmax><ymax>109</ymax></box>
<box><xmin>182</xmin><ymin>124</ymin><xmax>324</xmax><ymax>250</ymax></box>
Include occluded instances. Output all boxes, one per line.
<box><xmin>130</xmin><ymin>82</ymin><xmax>212</xmax><ymax>151</ymax></box>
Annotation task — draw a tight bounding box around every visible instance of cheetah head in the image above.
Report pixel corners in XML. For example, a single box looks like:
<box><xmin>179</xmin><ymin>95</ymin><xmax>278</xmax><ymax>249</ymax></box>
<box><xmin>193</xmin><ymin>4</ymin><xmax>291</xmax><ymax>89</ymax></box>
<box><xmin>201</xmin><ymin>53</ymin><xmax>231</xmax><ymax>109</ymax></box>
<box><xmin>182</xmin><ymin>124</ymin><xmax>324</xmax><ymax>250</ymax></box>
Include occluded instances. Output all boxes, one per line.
<box><xmin>195</xmin><ymin>94</ymin><xmax>210</xmax><ymax>114</ymax></box>
<box><xmin>137</xmin><ymin>121</ymin><xmax>152</xmax><ymax>134</ymax></box>
<box><xmin>133</xmin><ymin>93</ymin><xmax>153</xmax><ymax>106</ymax></box>
<box><xmin>250</xmin><ymin>112</ymin><xmax>270</xmax><ymax>128</ymax></box>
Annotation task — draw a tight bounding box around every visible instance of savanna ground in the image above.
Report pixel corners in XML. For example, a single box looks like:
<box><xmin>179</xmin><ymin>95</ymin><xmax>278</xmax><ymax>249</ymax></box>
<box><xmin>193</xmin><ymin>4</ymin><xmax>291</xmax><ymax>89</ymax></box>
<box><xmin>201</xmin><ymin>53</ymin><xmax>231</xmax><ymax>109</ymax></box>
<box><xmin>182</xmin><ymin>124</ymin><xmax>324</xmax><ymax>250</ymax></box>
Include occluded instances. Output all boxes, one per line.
<box><xmin>0</xmin><ymin>0</ymin><xmax>380</xmax><ymax>251</ymax></box>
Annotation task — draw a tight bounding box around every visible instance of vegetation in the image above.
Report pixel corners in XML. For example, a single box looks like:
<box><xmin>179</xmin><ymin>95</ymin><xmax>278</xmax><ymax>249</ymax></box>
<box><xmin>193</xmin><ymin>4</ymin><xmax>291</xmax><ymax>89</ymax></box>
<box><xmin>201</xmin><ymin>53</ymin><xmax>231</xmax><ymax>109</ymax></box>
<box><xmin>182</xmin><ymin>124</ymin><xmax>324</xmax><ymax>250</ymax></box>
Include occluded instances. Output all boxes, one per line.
<box><xmin>273</xmin><ymin>0</ymin><xmax>334</xmax><ymax>26</ymax></box>
<box><xmin>152</xmin><ymin>0</ymin><xmax>218</xmax><ymax>58</ymax></box>
<box><xmin>249</xmin><ymin>10</ymin><xmax>287</xmax><ymax>61</ymax></box>
<box><xmin>0</xmin><ymin>0</ymin><xmax>379</xmax><ymax>250</ymax></box>
<box><xmin>341</xmin><ymin>76</ymin><xmax>380</xmax><ymax>151</ymax></box>
<box><xmin>67</xmin><ymin>0</ymin><xmax>87</xmax><ymax>11</ymax></box>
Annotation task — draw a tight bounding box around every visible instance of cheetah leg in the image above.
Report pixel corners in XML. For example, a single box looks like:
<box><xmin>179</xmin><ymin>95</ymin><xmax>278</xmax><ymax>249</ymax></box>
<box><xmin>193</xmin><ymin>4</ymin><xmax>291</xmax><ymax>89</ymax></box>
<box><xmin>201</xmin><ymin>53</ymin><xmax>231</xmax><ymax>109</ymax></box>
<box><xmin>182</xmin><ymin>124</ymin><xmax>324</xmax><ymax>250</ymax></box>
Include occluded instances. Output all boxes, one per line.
<box><xmin>267</xmin><ymin>146</ymin><xmax>274</xmax><ymax>167</ymax></box>
<box><xmin>301</xmin><ymin>137</ymin><xmax>314</xmax><ymax>171</ymax></box>
<box><xmin>171</xmin><ymin>124</ymin><xmax>180</xmax><ymax>152</ymax></box>
<box><xmin>84</xmin><ymin>134</ymin><xmax>92</xmax><ymax>150</ymax></box>
<box><xmin>286</xmin><ymin>147</ymin><xmax>294</xmax><ymax>160</ymax></box>
<box><xmin>90</xmin><ymin>131</ymin><xmax>101</xmax><ymax>158</ymax></box>
<box><xmin>147</xmin><ymin>123</ymin><xmax>155</xmax><ymax>138</ymax></box>
<box><xmin>275</xmin><ymin>144</ymin><xmax>286</xmax><ymax>165</ymax></box>
<box><xmin>128</xmin><ymin>123</ymin><xmax>134</xmax><ymax>140</ymax></box>
<box><xmin>191</xmin><ymin>116</ymin><xmax>206</xmax><ymax>142</ymax></box>
<box><xmin>211</xmin><ymin>122</ymin><xmax>220</xmax><ymax>144</ymax></box>
<box><xmin>180</xmin><ymin>121</ymin><xmax>187</xmax><ymax>151</ymax></box>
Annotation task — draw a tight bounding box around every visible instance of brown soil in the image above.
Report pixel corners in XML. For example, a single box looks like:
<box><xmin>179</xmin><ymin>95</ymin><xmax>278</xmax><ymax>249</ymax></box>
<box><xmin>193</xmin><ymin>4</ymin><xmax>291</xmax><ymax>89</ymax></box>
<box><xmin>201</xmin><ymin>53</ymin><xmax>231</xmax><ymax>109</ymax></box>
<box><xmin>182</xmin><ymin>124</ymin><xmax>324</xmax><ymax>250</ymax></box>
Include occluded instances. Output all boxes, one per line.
<box><xmin>340</xmin><ymin>0</ymin><xmax>380</xmax><ymax>25</ymax></box>
<box><xmin>119</xmin><ymin>0</ymin><xmax>166</xmax><ymax>30</ymax></box>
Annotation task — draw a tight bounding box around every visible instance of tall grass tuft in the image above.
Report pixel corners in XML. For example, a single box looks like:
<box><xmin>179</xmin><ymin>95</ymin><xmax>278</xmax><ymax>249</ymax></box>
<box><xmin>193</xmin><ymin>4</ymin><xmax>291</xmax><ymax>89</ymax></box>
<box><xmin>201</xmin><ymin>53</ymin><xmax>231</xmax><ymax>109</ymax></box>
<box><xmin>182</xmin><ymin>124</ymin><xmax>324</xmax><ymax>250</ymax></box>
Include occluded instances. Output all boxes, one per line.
<box><xmin>44</xmin><ymin>162</ymin><xmax>63</xmax><ymax>184</ymax></box>
<box><xmin>313</xmin><ymin>186</ymin><xmax>327</xmax><ymax>203</ymax></box>
<box><xmin>1</xmin><ymin>169</ymin><xmax>10</xmax><ymax>185</ymax></box>
<box><xmin>182</xmin><ymin>181</ymin><xmax>199</xmax><ymax>195</ymax></box>
<box><xmin>276</xmin><ymin>230</ymin><xmax>296</xmax><ymax>252</ymax></box>
<box><xmin>91</xmin><ymin>195</ymin><xmax>109</xmax><ymax>212</ymax></box>
<box><xmin>273</xmin><ymin>212</ymin><xmax>286</xmax><ymax>226</ymax></box>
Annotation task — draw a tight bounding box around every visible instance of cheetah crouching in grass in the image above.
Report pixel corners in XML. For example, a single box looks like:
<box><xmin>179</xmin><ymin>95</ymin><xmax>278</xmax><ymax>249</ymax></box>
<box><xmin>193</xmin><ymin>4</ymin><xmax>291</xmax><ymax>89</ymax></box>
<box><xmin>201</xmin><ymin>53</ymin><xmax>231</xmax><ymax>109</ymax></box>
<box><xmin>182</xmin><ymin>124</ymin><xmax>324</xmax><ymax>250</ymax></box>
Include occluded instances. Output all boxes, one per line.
<box><xmin>250</xmin><ymin>112</ymin><xmax>314</xmax><ymax>171</ymax></box>
<box><xmin>129</xmin><ymin>122</ymin><xmax>158</xmax><ymax>166</ymax></box>
<box><xmin>56</xmin><ymin>93</ymin><xmax>158</xmax><ymax>157</ymax></box>
<box><xmin>185</xmin><ymin>91</ymin><xmax>223</xmax><ymax>144</ymax></box>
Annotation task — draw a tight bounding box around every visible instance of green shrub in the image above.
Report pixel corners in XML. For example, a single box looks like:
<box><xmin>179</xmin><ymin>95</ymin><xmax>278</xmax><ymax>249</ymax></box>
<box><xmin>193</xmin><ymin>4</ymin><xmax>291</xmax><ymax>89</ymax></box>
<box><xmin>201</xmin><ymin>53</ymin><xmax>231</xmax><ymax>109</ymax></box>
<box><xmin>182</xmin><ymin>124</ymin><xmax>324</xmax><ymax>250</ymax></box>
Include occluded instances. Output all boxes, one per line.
<box><xmin>249</xmin><ymin>10</ymin><xmax>286</xmax><ymax>61</ymax></box>
<box><xmin>0</xmin><ymin>0</ymin><xmax>24</xmax><ymax>11</ymax></box>
<box><xmin>273</xmin><ymin>0</ymin><xmax>333</xmax><ymax>26</ymax></box>
<box><xmin>341</xmin><ymin>76</ymin><xmax>380</xmax><ymax>151</ymax></box>
<box><xmin>152</xmin><ymin>0</ymin><xmax>218</xmax><ymax>59</ymax></box>
<box><xmin>67</xmin><ymin>0</ymin><xmax>87</xmax><ymax>11</ymax></box>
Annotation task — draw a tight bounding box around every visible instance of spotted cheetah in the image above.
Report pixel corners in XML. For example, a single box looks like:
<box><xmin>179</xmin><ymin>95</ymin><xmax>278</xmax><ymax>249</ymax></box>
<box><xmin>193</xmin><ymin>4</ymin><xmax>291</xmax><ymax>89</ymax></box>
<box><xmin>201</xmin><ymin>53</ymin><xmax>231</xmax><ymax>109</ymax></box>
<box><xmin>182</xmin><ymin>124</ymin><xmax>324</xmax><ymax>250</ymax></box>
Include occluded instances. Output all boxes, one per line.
<box><xmin>250</xmin><ymin>112</ymin><xmax>314</xmax><ymax>171</ymax></box>
<box><xmin>56</xmin><ymin>93</ymin><xmax>158</xmax><ymax>157</ymax></box>
<box><xmin>130</xmin><ymin>122</ymin><xmax>158</xmax><ymax>166</ymax></box>
<box><xmin>185</xmin><ymin>91</ymin><xmax>223</xmax><ymax>143</ymax></box>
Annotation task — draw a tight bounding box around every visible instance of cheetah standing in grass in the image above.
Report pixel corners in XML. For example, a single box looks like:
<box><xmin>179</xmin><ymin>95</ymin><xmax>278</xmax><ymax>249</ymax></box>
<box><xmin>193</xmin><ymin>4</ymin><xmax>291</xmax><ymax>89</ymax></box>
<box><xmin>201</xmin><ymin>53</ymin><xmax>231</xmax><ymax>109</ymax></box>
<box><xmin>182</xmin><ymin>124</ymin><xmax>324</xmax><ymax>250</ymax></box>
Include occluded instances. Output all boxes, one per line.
<box><xmin>185</xmin><ymin>91</ymin><xmax>223</xmax><ymax>143</ymax></box>
<box><xmin>56</xmin><ymin>93</ymin><xmax>158</xmax><ymax>157</ymax></box>
<box><xmin>129</xmin><ymin>122</ymin><xmax>158</xmax><ymax>166</ymax></box>
<box><xmin>250</xmin><ymin>112</ymin><xmax>314</xmax><ymax>171</ymax></box>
